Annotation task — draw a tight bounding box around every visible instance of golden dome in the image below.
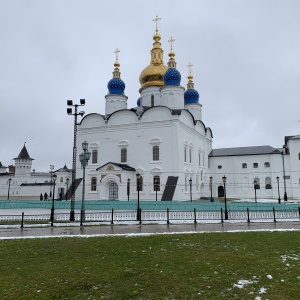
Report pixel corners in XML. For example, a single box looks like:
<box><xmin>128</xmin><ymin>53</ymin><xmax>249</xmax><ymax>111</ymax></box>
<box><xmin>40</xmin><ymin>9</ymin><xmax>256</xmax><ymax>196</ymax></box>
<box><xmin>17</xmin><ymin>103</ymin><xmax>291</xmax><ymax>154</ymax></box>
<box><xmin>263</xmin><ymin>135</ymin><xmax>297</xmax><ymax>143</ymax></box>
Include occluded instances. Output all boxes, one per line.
<box><xmin>139</xmin><ymin>16</ymin><xmax>167</xmax><ymax>91</ymax></box>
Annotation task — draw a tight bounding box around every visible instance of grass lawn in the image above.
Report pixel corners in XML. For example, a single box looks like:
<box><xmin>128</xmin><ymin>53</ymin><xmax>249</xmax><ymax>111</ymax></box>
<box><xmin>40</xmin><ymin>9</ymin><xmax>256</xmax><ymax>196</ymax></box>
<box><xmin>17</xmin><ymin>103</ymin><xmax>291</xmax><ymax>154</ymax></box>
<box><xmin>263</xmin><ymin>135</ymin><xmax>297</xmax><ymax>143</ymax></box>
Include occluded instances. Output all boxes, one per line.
<box><xmin>0</xmin><ymin>231</ymin><xmax>300</xmax><ymax>299</ymax></box>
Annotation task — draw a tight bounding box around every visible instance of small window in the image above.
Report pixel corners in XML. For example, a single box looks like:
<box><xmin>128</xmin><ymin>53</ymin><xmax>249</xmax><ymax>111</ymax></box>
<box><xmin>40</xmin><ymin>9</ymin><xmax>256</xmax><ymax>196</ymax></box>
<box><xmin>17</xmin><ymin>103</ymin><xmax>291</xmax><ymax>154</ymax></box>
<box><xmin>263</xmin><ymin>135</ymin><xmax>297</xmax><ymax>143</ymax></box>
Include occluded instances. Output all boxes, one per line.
<box><xmin>136</xmin><ymin>176</ymin><xmax>143</xmax><ymax>191</ymax></box>
<box><xmin>253</xmin><ymin>163</ymin><xmax>258</xmax><ymax>168</ymax></box>
<box><xmin>121</xmin><ymin>148</ymin><xmax>127</xmax><ymax>163</ymax></box>
<box><xmin>60</xmin><ymin>177</ymin><xmax>63</xmax><ymax>183</ymax></box>
<box><xmin>151</xmin><ymin>95</ymin><xmax>154</xmax><ymax>107</ymax></box>
<box><xmin>92</xmin><ymin>150</ymin><xmax>98</xmax><ymax>164</ymax></box>
<box><xmin>298</xmin><ymin>153</ymin><xmax>300</xmax><ymax>160</ymax></box>
<box><xmin>153</xmin><ymin>176</ymin><xmax>160</xmax><ymax>191</ymax></box>
<box><xmin>218</xmin><ymin>165</ymin><xmax>222</xmax><ymax>169</ymax></box>
<box><xmin>153</xmin><ymin>146</ymin><xmax>159</xmax><ymax>161</ymax></box>
<box><xmin>189</xmin><ymin>148</ymin><xmax>192</xmax><ymax>163</ymax></box>
<box><xmin>184</xmin><ymin>147</ymin><xmax>187</xmax><ymax>162</ymax></box>
<box><xmin>91</xmin><ymin>177</ymin><xmax>97</xmax><ymax>191</ymax></box>
<box><xmin>264</xmin><ymin>162</ymin><xmax>270</xmax><ymax>168</ymax></box>
<box><xmin>242</xmin><ymin>163</ymin><xmax>247</xmax><ymax>169</ymax></box>
<box><xmin>198</xmin><ymin>152</ymin><xmax>201</xmax><ymax>166</ymax></box>
<box><xmin>265</xmin><ymin>177</ymin><xmax>272</xmax><ymax>189</ymax></box>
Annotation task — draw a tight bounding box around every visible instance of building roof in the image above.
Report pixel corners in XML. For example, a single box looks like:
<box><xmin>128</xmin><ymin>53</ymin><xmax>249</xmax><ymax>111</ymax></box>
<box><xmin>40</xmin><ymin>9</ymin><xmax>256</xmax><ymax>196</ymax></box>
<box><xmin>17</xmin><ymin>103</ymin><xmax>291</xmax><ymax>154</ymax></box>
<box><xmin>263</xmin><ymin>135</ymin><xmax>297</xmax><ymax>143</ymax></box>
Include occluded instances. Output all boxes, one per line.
<box><xmin>96</xmin><ymin>162</ymin><xmax>136</xmax><ymax>172</ymax></box>
<box><xmin>54</xmin><ymin>164</ymin><xmax>71</xmax><ymax>173</ymax></box>
<box><xmin>14</xmin><ymin>144</ymin><xmax>34</xmax><ymax>160</ymax></box>
<box><xmin>288</xmin><ymin>134</ymin><xmax>300</xmax><ymax>140</ymax></box>
<box><xmin>0</xmin><ymin>162</ymin><xmax>7</xmax><ymax>168</ymax></box>
<box><xmin>209</xmin><ymin>145</ymin><xmax>282</xmax><ymax>157</ymax></box>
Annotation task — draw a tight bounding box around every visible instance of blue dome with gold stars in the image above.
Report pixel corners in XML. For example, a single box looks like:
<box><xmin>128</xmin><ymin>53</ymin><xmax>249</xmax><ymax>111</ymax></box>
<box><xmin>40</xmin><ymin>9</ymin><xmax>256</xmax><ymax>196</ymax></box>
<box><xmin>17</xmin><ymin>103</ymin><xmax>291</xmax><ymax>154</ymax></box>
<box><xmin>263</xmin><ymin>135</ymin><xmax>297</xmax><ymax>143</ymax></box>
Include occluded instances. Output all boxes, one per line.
<box><xmin>108</xmin><ymin>78</ymin><xmax>125</xmax><ymax>95</ymax></box>
<box><xmin>184</xmin><ymin>88</ymin><xmax>199</xmax><ymax>104</ymax></box>
<box><xmin>164</xmin><ymin>68</ymin><xmax>181</xmax><ymax>86</ymax></box>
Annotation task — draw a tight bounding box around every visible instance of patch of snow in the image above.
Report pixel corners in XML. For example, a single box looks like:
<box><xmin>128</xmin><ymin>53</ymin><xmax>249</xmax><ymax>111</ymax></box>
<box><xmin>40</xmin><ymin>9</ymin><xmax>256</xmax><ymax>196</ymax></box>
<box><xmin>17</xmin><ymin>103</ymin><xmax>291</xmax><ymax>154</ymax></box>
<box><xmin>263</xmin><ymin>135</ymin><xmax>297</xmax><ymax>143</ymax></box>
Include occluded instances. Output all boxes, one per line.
<box><xmin>255</xmin><ymin>297</ymin><xmax>261</xmax><ymax>300</ymax></box>
<box><xmin>267</xmin><ymin>275</ymin><xmax>273</xmax><ymax>279</ymax></box>
<box><xmin>259</xmin><ymin>287</ymin><xmax>267</xmax><ymax>294</ymax></box>
<box><xmin>233</xmin><ymin>279</ymin><xmax>255</xmax><ymax>289</ymax></box>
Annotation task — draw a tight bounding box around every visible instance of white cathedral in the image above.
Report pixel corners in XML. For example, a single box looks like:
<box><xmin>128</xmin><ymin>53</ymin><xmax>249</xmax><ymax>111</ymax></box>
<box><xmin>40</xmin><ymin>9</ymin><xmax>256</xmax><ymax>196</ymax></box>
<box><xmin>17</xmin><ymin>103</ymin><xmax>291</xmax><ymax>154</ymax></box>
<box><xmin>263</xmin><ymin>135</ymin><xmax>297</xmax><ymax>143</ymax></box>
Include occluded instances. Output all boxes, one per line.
<box><xmin>1</xmin><ymin>20</ymin><xmax>300</xmax><ymax>201</ymax></box>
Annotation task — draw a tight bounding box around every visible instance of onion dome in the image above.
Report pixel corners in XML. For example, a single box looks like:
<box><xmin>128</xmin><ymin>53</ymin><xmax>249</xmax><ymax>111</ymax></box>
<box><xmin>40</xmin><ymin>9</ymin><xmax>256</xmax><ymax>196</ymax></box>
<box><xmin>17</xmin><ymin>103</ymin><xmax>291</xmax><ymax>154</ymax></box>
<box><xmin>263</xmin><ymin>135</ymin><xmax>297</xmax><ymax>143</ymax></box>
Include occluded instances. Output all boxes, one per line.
<box><xmin>137</xmin><ymin>98</ymin><xmax>141</xmax><ymax>107</ymax></box>
<box><xmin>139</xmin><ymin>16</ymin><xmax>168</xmax><ymax>91</ymax></box>
<box><xmin>164</xmin><ymin>37</ymin><xmax>181</xmax><ymax>86</ymax></box>
<box><xmin>184</xmin><ymin>63</ymin><xmax>199</xmax><ymax>104</ymax></box>
<box><xmin>107</xmin><ymin>48</ymin><xmax>125</xmax><ymax>95</ymax></box>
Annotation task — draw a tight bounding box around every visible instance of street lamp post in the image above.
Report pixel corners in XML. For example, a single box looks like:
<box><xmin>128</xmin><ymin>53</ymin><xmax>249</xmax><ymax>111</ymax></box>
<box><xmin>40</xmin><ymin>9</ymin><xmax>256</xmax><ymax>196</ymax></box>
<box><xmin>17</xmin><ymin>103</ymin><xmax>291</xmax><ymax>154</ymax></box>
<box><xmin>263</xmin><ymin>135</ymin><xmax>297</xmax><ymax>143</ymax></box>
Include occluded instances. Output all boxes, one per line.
<box><xmin>79</xmin><ymin>141</ymin><xmax>91</xmax><ymax>226</ymax></box>
<box><xmin>50</xmin><ymin>165</ymin><xmax>54</xmax><ymax>197</ymax></box>
<box><xmin>189</xmin><ymin>178</ymin><xmax>192</xmax><ymax>202</ymax></box>
<box><xmin>7</xmin><ymin>178</ymin><xmax>12</xmax><ymax>200</ymax></box>
<box><xmin>209</xmin><ymin>176</ymin><xmax>213</xmax><ymax>202</ymax></box>
<box><xmin>154</xmin><ymin>178</ymin><xmax>158</xmax><ymax>201</ymax></box>
<box><xmin>50</xmin><ymin>174</ymin><xmax>57</xmax><ymax>227</ymax></box>
<box><xmin>254</xmin><ymin>180</ymin><xmax>257</xmax><ymax>203</ymax></box>
<box><xmin>65</xmin><ymin>178</ymin><xmax>69</xmax><ymax>201</ymax></box>
<box><xmin>222</xmin><ymin>175</ymin><xmax>228</xmax><ymax>220</ymax></box>
<box><xmin>136</xmin><ymin>173</ymin><xmax>141</xmax><ymax>221</ymax></box>
<box><xmin>276</xmin><ymin>176</ymin><xmax>281</xmax><ymax>204</ymax></box>
<box><xmin>281</xmin><ymin>151</ymin><xmax>288</xmax><ymax>201</ymax></box>
<box><xmin>127</xmin><ymin>179</ymin><xmax>130</xmax><ymax>201</ymax></box>
<box><xmin>67</xmin><ymin>99</ymin><xmax>85</xmax><ymax>221</ymax></box>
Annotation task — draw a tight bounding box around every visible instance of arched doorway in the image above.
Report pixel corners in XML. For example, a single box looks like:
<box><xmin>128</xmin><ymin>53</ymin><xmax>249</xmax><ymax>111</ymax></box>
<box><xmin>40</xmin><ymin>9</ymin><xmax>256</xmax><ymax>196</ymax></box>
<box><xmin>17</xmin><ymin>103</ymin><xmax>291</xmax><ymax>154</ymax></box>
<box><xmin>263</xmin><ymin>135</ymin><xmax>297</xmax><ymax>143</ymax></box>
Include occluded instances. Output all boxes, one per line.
<box><xmin>218</xmin><ymin>185</ymin><xmax>224</xmax><ymax>197</ymax></box>
<box><xmin>108</xmin><ymin>183</ymin><xmax>118</xmax><ymax>200</ymax></box>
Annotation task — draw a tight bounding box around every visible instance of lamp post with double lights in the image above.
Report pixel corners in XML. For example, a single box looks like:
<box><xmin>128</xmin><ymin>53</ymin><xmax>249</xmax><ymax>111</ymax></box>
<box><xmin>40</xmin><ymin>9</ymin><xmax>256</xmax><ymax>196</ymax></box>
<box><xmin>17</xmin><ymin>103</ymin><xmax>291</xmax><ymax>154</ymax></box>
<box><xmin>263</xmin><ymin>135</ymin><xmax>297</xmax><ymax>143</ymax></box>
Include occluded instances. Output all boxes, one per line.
<box><xmin>222</xmin><ymin>175</ymin><xmax>228</xmax><ymax>220</ymax></box>
<box><xmin>50</xmin><ymin>174</ymin><xmax>57</xmax><ymax>227</ymax></box>
<box><xmin>136</xmin><ymin>173</ymin><xmax>141</xmax><ymax>221</ymax></box>
<box><xmin>209</xmin><ymin>176</ymin><xmax>213</xmax><ymax>202</ymax></box>
<box><xmin>67</xmin><ymin>99</ymin><xmax>85</xmax><ymax>221</ymax></box>
<box><xmin>254</xmin><ymin>180</ymin><xmax>257</xmax><ymax>203</ymax></box>
<box><xmin>65</xmin><ymin>178</ymin><xmax>69</xmax><ymax>201</ymax></box>
<box><xmin>79</xmin><ymin>141</ymin><xmax>91</xmax><ymax>226</ymax></box>
<box><xmin>50</xmin><ymin>165</ymin><xmax>54</xmax><ymax>197</ymax></box>
<box><xmin>189</xmin><ymin>178</ymin><xmax>192</xmax><ymax>202</ymax></box>
<box><xmin>7</xmin><ymin>178</ymin><xmax>12</xmax><ymax>200</ymax></box>
<box><xmin>127</xmin><ymin>178</ymin><xmax>130</xmax><ymax>201</ymax></box>
<box><xmin>281</xmin><ymin>151</ymin><xmax>288</xmax><ymax>201</ymax></box>
<box><xmin>276</xmin><ymin>176</ymin><xmax>281</xmax><ymax>204</ymax></box>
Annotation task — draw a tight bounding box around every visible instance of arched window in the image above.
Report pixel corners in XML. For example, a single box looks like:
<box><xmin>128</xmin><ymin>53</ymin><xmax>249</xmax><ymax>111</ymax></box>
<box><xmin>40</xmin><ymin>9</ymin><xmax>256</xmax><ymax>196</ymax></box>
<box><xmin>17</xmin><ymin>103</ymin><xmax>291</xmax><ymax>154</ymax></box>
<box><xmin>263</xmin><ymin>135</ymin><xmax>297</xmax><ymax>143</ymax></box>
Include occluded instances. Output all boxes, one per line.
<box><xmin>91</xmin><ymin>177</ymin><xmax>97</xmax><ymax>191</ymax></box>
<box><xmin>242</xmin><ymin>163</ymin><xmax>247</xmax><ymax>169</ymax></box>
<box><xmin>136</xmin><ymin>176</ymin><xmax>143</xmax><ymax>191</ymax></box>
<box><xmin>253</xmin><ymin>163</ymin><xmax>258</xmax><ymax>168</ymax></box>
<box><xmin>92</xmin><ymin>150</ymin><xmax>98</xmax><ymax>164</ymax></box>
<box><xmin>189</xmin><ymin>148</ymin><xmax>192</xmax><ymax>163</ymax></box>
<box><xmin>153</xmin><ymin>176</ymin><xmax>160</xmax><ymax>191</ymax></box>
<box><xmin>121</xmin><ymin>148</ymin><xmax>127</xmax><ymax>163</ymax></box>
<box><xmin>108</xmin><ymin>183</ymin><xmax>118</xmax><ymax>200</ymax></box>
<box><xmin>254</xmin><ymin>177</ymin><xmax>260</xmax><ymax>189</ymax></box>
<box><xmin>265</xmin><ymin>177</ymin><xmax>272</xmax><ymax>189</ymax></box>
<box><xmin>153</xmin><ymin>146</ymin><xmax>159</xmax><ymax>161</ymax></box>
<box><xmin>184</xmin><ymin>147</ymin><xmax>187</xmax><ymax>162</ymax></box>
<box><xmin>264</xmin><ymin>162</ymin><xmax>270</xmax><ymax>168</ymax></box>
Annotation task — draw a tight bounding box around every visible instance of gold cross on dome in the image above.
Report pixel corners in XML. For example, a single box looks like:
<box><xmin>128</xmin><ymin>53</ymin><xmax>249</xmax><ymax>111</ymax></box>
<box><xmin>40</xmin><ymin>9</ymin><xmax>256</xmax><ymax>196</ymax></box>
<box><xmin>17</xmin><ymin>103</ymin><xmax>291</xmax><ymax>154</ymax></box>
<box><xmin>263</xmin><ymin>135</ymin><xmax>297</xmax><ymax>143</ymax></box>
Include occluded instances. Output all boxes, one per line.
<box><xmin>187</xmin><ymin>62</ymin><xmax>193</xmax><ymax>74</ymax></box>
<box><xmin>153</xmin><ymin>15</ymin><xmax>161</xmax><ymax>32</ymax></box>
<box><xmin>168</xmin><ymin>37</ymin><xmax>175</xmax><ymax>50</ymax></box>
<box><xmin>114</xmin><ymin>48</ymin><xmax>120</xmax><ymax>61</ymax></box>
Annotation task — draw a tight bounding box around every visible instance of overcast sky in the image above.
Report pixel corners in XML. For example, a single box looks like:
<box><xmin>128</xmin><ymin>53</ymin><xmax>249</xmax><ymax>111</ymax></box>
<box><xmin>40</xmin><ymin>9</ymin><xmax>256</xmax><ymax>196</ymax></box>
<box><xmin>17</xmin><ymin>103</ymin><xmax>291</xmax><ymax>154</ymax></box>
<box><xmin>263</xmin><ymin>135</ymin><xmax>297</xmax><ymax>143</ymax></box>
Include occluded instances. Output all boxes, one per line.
<box><xmin>1</xmin><ymin>0</ymin><xmax>299</xmax><ymax>172</ymax></box>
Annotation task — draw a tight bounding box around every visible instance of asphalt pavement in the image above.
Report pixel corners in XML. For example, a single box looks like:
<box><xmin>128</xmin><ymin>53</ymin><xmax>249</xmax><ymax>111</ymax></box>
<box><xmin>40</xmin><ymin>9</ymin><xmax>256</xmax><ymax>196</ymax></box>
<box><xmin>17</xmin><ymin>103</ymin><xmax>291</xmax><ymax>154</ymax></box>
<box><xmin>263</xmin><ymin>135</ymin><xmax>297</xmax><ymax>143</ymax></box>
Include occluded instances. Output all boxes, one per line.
<box><xmin>0</xmin><ymin>221</ymin><xmax>299</xmax><ymax>239</ymax></box>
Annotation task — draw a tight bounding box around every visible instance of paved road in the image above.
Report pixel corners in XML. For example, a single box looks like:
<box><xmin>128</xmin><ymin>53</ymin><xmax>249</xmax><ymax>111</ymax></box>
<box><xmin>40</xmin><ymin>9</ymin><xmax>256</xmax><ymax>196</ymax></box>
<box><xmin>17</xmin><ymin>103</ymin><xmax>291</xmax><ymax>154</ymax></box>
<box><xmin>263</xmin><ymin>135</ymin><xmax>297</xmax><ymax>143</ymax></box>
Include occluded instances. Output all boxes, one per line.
<box><xmin>0</xmin><ymin>221</ymin><xmax>299</xmax><ymax>239</ymax></box>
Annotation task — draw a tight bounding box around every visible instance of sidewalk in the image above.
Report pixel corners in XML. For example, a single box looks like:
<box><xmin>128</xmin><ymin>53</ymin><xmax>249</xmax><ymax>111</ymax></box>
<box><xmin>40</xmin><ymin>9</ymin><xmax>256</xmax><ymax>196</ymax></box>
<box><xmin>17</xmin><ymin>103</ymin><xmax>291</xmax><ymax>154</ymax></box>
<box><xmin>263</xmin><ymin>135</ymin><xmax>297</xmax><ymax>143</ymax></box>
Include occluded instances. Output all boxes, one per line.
<box><xmin>1</xmin><ymin>221</ymin><xmax>299</xmax><ymax>239</ymax></box>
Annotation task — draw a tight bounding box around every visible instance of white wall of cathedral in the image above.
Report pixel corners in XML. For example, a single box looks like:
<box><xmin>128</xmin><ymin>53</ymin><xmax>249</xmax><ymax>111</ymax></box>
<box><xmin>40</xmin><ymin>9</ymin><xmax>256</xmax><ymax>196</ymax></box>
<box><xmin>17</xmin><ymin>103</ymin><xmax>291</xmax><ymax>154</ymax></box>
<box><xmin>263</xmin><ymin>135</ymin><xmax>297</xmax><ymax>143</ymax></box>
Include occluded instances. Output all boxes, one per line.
<box><xmin>184</xmin><ymin>103</ymin><xmax>202</xmax><ymax>121</ymax></box>
<box><xmin>76</xmin><ymin>106</ymin><xmax>212</xmax><ymax>201</ymax></box>
<box><xmin>140</xmin><ymin>86</ymin><xmax>161</xmax><ymax>107</ymax></box>
<box><xmin>105</xmin><ymin>94</ymin><xmax>128</xmax><ymax>115</ymax></box>
<box><xmin>160</xmin><ymin>86</ymin><xmax>185</xmax><ymax>109</ymax></box>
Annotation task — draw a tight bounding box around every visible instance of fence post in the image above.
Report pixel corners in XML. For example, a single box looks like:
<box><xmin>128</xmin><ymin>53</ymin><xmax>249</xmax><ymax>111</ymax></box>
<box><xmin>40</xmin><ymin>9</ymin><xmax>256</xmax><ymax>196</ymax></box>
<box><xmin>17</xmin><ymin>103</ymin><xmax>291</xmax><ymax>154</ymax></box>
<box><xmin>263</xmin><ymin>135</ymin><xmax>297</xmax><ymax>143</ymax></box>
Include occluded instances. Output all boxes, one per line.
<box><xmin>247</xmin><ymin>208</ymin><xmax>250</xmax><ymax>223</ymax></box>
<box><xmin>167</xmin><ymin>208</ymin><xmax>170</xmax><ymax>224</ymax></box>
<box><xmin>111</xmin><ymin>209</ymin><xmax>114</xmax><ymax>225</ymax></box>
<box><xmin>221</xmin><ymin>208</ymin><xmax>223</xmax><ymax>223</ymax></box>
<box><xmin>273</xmin><ymin>207</ymin><xmax>276</xmax><ymax>222</ymax></box>
<box><xmin>194</xmin><ymin>208</ymin><xmax>197</xmax><ymax>224</ymax></box>
<box><xmin>139</xmin><ymin>208</ymin><xmax>142</xmax><ymax>224</ymax></box>
<box><xmin>21</xmin><ymin>212</ymin><xmax>24</xmax><ymax>228</ymax></box>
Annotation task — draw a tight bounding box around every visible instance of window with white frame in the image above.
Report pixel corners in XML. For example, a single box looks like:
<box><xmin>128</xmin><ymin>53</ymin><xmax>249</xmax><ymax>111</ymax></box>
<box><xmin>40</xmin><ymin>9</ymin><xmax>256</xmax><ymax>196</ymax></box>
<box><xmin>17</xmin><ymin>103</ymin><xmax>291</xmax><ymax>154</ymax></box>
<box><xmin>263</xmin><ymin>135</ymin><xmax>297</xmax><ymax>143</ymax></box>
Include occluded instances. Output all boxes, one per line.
<box><xmin>153</xmin><ymin>175</ymin><xmax>160</xmax><ymax>191</ymax></box>
<box><xmin>264</xmin><ymin>162</ymin><xmax>270</xmax><ymax>168</ymax></box>
<box><xmin>92</xmin><ymin>150</ymin><xmax>98</xmax><ymax>164</ymax></box>
<box><xmin>184</xmin><ymin>147</ymin><xmax>187</xmax><ymax>162</ymax></box>
<box><xmin>265</xmin><ymin>177</ymin><xmax>272</xmax><ymax>189</ymax></box>
<box><xmin>91</xmin><ymin>177</ymin><xmax>97</xmax><ymax>191</ymax></box>
<box><xmin>189</xmin><ymin>148</ymin><xmax>192</xmax><ymax>163</ymax></box>
<box><xmin>242</xmin><ymin>163</ymin><xmax>247</xmax><ymax>169</ymax></box>
<box><xmin>153</xmin><ymin>146</ymin><xmax>159</xmax><ymax>161</ymax></box>
<box><xmin>254</xmin><ymin>177</ymin><xmax>260</xmax><ymax>189</ymax></box>
<box><xmin>121</xmin><ymin>148</ymin><xmax>127</xmax><ymax>163</ymax></box>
